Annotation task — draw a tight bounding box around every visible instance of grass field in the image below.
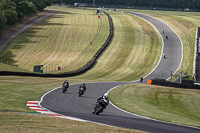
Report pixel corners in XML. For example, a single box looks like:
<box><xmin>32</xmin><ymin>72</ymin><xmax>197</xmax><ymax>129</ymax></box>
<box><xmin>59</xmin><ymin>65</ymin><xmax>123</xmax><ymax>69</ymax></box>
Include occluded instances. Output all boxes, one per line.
<box><xmin>0</xmin><ymin>6</ymin><xmax>200</xmax><ymax>132</ymax></box>
<box><xmin>0</xmin><ymin>6</ymin><xmax>109</xmax><ymax>72</ymax></box>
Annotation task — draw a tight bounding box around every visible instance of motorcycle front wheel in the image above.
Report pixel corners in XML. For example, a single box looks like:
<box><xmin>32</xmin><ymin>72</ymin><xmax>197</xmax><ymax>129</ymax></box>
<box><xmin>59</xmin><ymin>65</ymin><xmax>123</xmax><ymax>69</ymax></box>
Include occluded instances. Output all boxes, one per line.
<box><xmin>79</xmin><ymin>91</ymin><xmax>83</xmax><ymax>97</ymax></box>
<box><xmin>62</xmin><ymin>87</ymin><xmax>67</xmax><ymax>93</ymax></box>
<box><xmin>94</xmin><ymin>106</ymin><xmax>103</xmax><ymax>115</ymax></box>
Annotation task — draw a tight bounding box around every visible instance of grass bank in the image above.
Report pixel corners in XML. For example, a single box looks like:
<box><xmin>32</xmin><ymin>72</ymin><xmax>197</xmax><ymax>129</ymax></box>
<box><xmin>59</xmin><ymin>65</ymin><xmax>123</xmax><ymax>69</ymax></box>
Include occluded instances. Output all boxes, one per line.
<box><xmin>0</xmin><ymin>6</ymin><xmax>109</xmax><ymax>73</ymax></box>
<box><xmin>74</xmin><ymin>10</ymin><xmax>162</xmax><ymax>82</ymax></box>
<box><xmin>0</xmin><ymin>112</ymin><xmax>144</xmax><ymax>133</ymax></box>
<box><xmin>109</xmin><ymin>84</ymin><xmax>200</xmax><ymax>127</ymax></box>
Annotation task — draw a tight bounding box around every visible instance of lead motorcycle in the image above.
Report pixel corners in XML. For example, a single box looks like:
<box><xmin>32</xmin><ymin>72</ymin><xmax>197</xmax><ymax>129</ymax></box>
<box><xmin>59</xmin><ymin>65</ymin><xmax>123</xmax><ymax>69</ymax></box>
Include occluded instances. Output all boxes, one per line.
<box><xmin>92</xmin><ymin>98</ymin><xmax>109</xmax><ymax>115</ymax></box>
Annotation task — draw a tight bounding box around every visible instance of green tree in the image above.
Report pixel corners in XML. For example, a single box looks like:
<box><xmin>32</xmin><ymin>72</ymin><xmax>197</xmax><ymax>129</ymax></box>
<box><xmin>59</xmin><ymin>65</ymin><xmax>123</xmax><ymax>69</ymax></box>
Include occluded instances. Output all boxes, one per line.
<box><xmin>16</xmin><ymin>0</ymin><xmax>36</xmax><ymax>19</ymax></box>
<box><xmin>4</xmin><ymin>0</ymin><xmax>18</xmax><ymax>25</ymax></box>
<box><xmin>0</xmin><ymin>0</ymin><xmax>6</xmax><ymax>29</ymax></box>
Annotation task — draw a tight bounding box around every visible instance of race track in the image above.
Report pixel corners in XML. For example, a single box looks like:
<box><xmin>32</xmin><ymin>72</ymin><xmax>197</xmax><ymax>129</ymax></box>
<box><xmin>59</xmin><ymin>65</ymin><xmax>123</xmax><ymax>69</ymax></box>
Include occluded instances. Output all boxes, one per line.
<box><xmin>39</xmin><ymin>11</ymin><xmax>200</xmax><ymax>133</ymax></box>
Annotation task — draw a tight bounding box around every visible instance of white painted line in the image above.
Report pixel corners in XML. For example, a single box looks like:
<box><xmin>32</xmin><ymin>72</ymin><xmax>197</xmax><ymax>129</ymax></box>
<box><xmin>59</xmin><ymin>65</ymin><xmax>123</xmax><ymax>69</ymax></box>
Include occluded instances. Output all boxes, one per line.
<box><xmin>27</xmin><ymin>104</ymin><xmax>39</xmax><ymax>107</ymax></box>
<box><xmin>27</xmin><ymin>101</ymin><xmax>39</xmax><ymax>103</ymax></box>
<box><xmin>28</xmin><ymin>107</ymin><xmax>41</xmax><ymax>110</ymax></box>
<box><xmin>37</xmin><ymin>111</ymin><xmax>58</xmax><ymax>114</ymax></box>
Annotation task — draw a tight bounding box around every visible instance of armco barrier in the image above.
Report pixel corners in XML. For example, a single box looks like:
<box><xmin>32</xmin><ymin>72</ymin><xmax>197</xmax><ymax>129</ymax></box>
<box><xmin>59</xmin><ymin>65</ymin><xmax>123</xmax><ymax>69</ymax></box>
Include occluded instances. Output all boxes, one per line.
<box><xmin>151</xmin><ymin>79</ymin><xmax>200</xmax><ymax>90</ymax></box>
<box><xmin>0</xmin><ymin>11</ymin><xmax>113</xmax><ymax>77</ymax></box>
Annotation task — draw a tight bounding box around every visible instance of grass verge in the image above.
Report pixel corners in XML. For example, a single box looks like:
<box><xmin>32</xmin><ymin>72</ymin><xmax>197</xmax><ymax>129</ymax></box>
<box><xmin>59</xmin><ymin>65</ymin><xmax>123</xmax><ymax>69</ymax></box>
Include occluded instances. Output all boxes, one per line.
<box><xmin>0</xmin><ymin>112</ymin><xmax>144</xmax><ymax>133</ymax></box>
<box><xmin>109</xmin><ymin>84</ymin><xmax>200</xmax><ymax>127</ymax></box>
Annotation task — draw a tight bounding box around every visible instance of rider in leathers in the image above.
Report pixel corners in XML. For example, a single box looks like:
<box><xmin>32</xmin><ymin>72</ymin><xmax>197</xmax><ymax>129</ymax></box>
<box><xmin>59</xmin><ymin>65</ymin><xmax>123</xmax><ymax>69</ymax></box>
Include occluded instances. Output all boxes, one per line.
<box><xmin>97</xmin><ymin>93</ymin><xmax>109</xmax><ymax>103</ymax></box>
<box><xmin>93</xmin><ymin>93</ymin><xmax>109</xmax><ymax>113</ymax></box>
<box><xmin>79</xmin><ymin>83</ymin><xmax>86</xmax><ymax>93</ymax></box>
<box><xmin>63</xmin><ymin>80</ymin><xmax>69</xmax><ymax>88</ymax></box>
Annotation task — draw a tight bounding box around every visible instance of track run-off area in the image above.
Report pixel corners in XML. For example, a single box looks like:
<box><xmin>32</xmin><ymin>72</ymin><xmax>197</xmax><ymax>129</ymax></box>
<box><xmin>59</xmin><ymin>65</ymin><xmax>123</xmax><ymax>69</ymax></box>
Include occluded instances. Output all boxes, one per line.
<box><xmin>26</xmin><ymin>10</ymin><xmax>200</xmax><ymax>133</ymax></box>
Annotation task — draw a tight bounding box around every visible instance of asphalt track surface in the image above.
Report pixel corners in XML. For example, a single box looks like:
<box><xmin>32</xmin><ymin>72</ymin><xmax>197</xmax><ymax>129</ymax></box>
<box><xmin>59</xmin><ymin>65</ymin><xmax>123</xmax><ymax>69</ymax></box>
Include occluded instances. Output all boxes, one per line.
<box><xmin>0</xmin><ymin>9</ymin><xmax>199</xmax><ymax>133</ymax></box>
<box><xmin>40</xmin><ymin>11</ymin><xmax>200</xmax><ymax>133</ymax></box>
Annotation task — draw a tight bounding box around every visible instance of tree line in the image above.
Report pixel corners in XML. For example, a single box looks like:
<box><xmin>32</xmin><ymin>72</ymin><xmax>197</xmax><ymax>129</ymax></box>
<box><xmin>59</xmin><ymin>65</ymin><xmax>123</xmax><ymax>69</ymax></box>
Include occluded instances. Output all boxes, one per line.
<box><xmin>0</xmin><ymin>0</ymin><xmax>55</xmax><ymax>30</ymax></box>
<box><xmin>1</xmin><ymin>0</ymin><xmax>199</xmax><ymax>30</ymax></box>
<box><xmin>55</xmin><ymin>0</ymin><xmax>200</xmax><ymax>9</ymax></box>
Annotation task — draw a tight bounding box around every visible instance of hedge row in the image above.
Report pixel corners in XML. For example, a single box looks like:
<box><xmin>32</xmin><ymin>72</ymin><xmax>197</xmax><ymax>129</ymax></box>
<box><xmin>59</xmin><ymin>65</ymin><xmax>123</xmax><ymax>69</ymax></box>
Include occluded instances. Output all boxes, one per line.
<box><xmin>0</xmin><ymin>11</ymin><xmax>113</xmax><ymax>77</ymax></box>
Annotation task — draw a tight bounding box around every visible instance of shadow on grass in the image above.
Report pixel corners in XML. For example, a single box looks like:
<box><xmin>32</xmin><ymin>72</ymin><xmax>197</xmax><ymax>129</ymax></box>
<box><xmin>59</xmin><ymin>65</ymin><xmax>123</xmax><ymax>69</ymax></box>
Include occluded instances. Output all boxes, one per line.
<box><xmin>58</xmin><ymin>11</ymin><xmax>76</xmax><ymax>15</ymax></box>
<box><xmin>0</xmin><ymin>51</ymin><xmax>18</xmax><ymax>66</ymax></box>
<box><xmin>40</xmin><ymin>17</ymin><xmax>70</xmax><ymax>26</ymax></box>
<box><xmin>0</xmin><ymin>27</ymin><xmax>48</xmax><ymax>66</ymax></box>
<box><xmin>0</xmin><ymin>12</ymin><xmax>71</xmax><ymax>66</ymax></box>
<box><xmin>44</xmin><ymin>22</ymin><xmax>69</xmax><ymax>26</ymax></box>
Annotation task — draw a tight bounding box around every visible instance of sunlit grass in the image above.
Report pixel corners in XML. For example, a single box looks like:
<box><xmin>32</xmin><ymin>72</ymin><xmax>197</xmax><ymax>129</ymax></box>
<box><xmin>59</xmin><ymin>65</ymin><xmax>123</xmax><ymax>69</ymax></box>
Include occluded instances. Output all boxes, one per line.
<box><xmin>74</xmin><ymin>11</ymin><xmax>161</xmax><ymax>82</ymax></box>
<box><xmin>109</xmin><ymin>83</ymin><xmax>200</xmax><ymax>127</ymax></box>
<box><xmin>0</xmin><ymin>112</ymin><xmax>144</xmax><ymax>133</ymax></box>
<box><xmin>0</xmin><ymin>6</ymin><xmax>108</xmax><ymax>72</ymax></box>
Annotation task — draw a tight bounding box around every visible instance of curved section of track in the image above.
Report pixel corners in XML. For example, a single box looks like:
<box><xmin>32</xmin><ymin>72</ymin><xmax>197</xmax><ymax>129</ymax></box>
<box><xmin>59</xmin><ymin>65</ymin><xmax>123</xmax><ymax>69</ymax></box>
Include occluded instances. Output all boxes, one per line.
<box><xmin>40</xmin><ymin>12</ymin><xmax>199</xmax><ymax>133</ymax></box>
<box><xmin>126</xmin><ymin>11</ymin><xmax>183</xmax><ymax>83</ymax></box>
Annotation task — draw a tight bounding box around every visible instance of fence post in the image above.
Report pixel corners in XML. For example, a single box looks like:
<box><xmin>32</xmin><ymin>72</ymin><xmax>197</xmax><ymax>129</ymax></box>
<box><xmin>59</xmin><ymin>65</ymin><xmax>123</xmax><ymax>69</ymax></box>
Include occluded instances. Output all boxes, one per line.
<box><xmin>180</xmin><ymin>71</ymin><xmax>182</xmax><ymax>84</ymax></box>
<box><xmin>160</xmin><ymin>70</ymin><xmax>162</xmax><ymax>79</ymax></box>
<box><xmin>170</xmin><ymin>70</ymin><xmax>172</xmax><ymax>82</ymax></box>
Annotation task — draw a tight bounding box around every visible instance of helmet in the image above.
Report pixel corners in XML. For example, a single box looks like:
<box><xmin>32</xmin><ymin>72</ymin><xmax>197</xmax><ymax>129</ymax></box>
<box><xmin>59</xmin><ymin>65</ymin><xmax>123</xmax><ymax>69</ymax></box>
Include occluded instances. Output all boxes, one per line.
<box><xmin>103</xmin><ymin>93</ymin><xmax>108</xmax><ymax>98</ymax></box>
<box><xmin>83</xmin><ymin>83</ymin><xmax>85</xmax><ymax>85</ymax></box>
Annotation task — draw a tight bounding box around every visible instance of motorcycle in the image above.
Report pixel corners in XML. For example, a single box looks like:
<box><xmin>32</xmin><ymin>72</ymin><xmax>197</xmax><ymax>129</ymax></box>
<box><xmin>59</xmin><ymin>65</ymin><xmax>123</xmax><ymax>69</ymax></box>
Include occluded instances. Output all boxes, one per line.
<box><xmin>78</xmin><ymin>87</ymin><xmax>85</xmax><ymax>97</ymax></box>
<box><xmin>92</xmin><ymin>98</ymin><xmax>109</xmax><ymax>115</ymax></box>
<box><xmin>62</xmin><ymin>83</ymin><xmax>68</xmax><ymax>93</ymax></box>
